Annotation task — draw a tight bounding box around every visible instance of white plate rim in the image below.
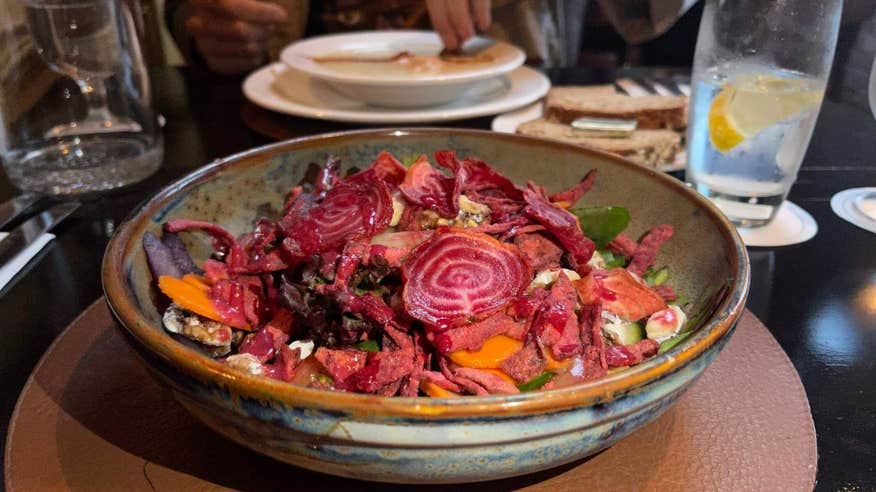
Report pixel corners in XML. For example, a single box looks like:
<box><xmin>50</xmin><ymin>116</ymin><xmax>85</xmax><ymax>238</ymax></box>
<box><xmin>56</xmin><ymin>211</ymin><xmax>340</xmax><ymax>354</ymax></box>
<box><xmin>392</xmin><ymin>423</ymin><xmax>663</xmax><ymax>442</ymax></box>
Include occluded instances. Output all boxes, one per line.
<box><xmin>279</xmin><ymin>30</ymin><xmax>525</xmax><ymax>86</ymax></box>
<box><xmin>491</xmin><ymin>102</ymin><xmax>687</xmax><ymax>172</ymax></box>
<box><xmin>243</xmin><ymin>63</ymin><xmax>551</xmax><ymax>124</ymax></box>
<box><xmin>831</xmin><ymin>187</ymin><xmax>876</xmax><ymax>234</ymax></box>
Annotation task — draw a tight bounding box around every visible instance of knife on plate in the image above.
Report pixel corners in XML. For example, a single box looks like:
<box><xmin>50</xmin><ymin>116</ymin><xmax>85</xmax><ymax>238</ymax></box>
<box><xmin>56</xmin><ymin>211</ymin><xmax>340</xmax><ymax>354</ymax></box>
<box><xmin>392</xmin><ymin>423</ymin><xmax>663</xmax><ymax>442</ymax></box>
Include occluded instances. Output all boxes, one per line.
<box><xmin>0</xmin><ymin>193</ymin><xmax>41</xmax><ymax>230</ymax></box>
<box><xmin>0</xmin><ymin>202</ymin><xmax>79</xmax><ymax>267</ymax></box>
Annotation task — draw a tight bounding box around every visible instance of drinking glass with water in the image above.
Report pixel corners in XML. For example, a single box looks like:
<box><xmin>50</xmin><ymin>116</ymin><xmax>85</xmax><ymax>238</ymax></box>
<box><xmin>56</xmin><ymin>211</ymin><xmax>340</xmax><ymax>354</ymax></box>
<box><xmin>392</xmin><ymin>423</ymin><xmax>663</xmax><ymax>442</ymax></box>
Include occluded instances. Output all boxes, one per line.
<box><xmin>686</xmin><ymin>0</ymin><xmax>841</xmax><ymax>227</ymax></box>
<box><xmin>0</xmin><ymin>0</ymin><xmax>161</xmax><ymax>195</ymax></box>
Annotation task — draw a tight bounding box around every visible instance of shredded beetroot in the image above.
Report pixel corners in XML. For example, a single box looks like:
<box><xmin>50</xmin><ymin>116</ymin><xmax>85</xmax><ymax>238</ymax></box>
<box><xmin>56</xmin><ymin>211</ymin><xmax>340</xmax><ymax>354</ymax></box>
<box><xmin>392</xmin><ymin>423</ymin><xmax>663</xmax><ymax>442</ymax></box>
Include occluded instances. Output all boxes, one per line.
<box><xmin>399</xmin><ymin>155</ymin><xmax>458</xmax><ymax>218</ymax></box>
<box><xmin>605</xmin><ymin>339</ymin><xmax>660</xmax><ymax>367</ymax></box>
<box><xmin>514</xmin><ymin>233</ymin><xmax>564</xmax><ymax>271</ymax></box>
<box><xmin>523</xmin><ymin>184</ymin><xmax>595</xmax><ymax>270</ymax></box>
<box><xmin>532</xmin><ymin>272</ymin><xmax>582</xmax><ymax>360</ymax></box>
<box><xmin>401</xmin><ymin>228</ymin><xmax>532</xmax><ymax>329</ymax></box>
<box><xmin>549</xmin><ymin>169</ymin><xmax>596</xmax><ymax>206</ymax></box>
<box><xmin>428</xmin><ymin>311</ymin><xmax>525</xmax><ymax>353</ymax></box>
<box><xmin>150</xmin><ymin>150</ymin><xmax>680</xmax><ymax>397</ymax></box>
<box><xmin>436</xmin><ymin>151</ymin><xmax>523</xmax><ymax>200</ymax></box>
<box><xmin>627</xmin><ymin>225</ymin><xmax>674</xmax><ymax>275</ymax></box>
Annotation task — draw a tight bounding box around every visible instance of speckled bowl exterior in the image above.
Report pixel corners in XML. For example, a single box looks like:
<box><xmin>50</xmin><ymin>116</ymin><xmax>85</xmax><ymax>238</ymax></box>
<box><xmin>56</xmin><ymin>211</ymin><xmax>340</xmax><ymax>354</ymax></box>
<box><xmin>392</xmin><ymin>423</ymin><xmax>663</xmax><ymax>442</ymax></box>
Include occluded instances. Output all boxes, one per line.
<box><xmin>102</xmin><ymin>128</ymin><xmax>749</xmax><ymax>484</ymax></box>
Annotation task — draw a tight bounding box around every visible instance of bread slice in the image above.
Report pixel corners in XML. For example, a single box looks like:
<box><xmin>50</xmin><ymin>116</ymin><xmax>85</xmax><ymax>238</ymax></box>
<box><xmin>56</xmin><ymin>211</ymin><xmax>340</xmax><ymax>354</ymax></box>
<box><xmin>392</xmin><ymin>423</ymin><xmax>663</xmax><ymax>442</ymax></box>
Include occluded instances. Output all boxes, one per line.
<box><xmin>517</xmin><ymin>118</ymin><xmax>681</xmax><ymax>168</ymax></box>
<box><xmin>545</xmin><ymin>86</ymin><xmax>687</xmax><ymax>130</ymax></box>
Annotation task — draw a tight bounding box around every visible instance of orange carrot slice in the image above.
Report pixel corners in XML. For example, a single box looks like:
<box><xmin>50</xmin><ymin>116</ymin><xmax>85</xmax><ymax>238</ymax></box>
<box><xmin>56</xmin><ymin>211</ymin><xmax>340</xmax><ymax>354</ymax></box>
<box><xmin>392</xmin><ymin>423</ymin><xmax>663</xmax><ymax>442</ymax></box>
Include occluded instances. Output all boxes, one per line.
<box><xmin>482</xmin><ymin>368</ymin><xmax>517</xmax><ymax>385</ymax></box>
<box><xmin>158</xmin><ymin>275</ymin><xmax>220</xmax><ymax>322</ymax></box>
<box><xmin>542</xmin><ymin>348</ymin><xmax>573</xmax><ymax>371</ymax></box>
<box><xmin>421</xmin><ymin>381</ymin><xmax>459</xmax><ymax>398</ymax></box>
<box><xmin>181</xmin><ymin>273</ymin><xmax>211</xmax><ymax>291</ymax></box>
<box><xmin>446</xmin><ymin>335</ymin><xmax>523</xmax><ymax>369</ymax></box>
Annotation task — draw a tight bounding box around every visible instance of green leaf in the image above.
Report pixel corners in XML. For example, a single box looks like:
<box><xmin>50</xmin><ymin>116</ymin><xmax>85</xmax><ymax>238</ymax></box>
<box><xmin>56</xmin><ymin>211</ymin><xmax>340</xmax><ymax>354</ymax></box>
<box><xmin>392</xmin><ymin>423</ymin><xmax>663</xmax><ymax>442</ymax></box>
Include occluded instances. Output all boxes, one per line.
<box><xmin>400</xmin><ymin>155</ymin><xmax>420</xmax><ymax>167</ymax></box>
<box><xmin>517</xmin><ymin>371</ymin><xmax>555</xmax><ymax>392</ymax></box>
<box><xmin>668</xmin><ymin>294</ymin><xmax>690</xmax><ymax>307</ymax></box>
<box><xmin>658</xmin><ymin>330</ymin><xmax>694</xmax><ymax>353</ymax></box>
<box><xmin>598</xmin><ymin>249</ymin><xmax>627</xmax><ymax>269</ymax></box>
<box><xmin>356</xmin><ymin>340</ymin><xmax>380</xmax><ymax>352</ymax></box>
<box><xmin>570</xmin><ymin>206</ymin><xmax>631</xmax><ymax>248</ymax></box>
<box><xmin>643</xmin><ymin>267</ymin><xmax>670</xmax><ymax>286</ymax></box>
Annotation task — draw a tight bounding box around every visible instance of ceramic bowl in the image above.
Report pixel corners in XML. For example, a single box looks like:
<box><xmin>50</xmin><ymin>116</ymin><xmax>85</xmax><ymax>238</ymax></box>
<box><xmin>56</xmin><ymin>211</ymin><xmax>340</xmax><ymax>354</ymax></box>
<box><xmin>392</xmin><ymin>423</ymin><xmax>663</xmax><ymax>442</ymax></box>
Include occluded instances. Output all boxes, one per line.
<box><xmin>102</xmin><ymin>128</ymin><xmax>749</xmax><ymax>484</ymax></box>
<box><xmin>279</xmin><ymin>31</ymin><xmax>525</xmax><ymax>107</ymax></box>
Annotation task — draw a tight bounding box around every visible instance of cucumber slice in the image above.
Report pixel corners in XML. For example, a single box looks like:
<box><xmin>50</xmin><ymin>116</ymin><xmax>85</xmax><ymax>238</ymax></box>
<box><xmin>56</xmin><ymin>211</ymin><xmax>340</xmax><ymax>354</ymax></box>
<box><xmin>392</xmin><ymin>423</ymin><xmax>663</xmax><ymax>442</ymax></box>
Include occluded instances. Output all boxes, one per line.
<box><xmin>604</xmin><ymin>321</ymin><xmax>644</xmax><ymax>345</ymax></box>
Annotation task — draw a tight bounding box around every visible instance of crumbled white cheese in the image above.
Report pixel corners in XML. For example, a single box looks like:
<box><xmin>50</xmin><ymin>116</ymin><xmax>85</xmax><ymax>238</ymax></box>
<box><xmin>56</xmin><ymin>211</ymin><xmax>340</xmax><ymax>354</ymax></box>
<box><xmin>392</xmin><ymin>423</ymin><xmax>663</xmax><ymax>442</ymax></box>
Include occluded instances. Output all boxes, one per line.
<box><xmin>529</xmin><ymin>268</ymin><xmax>581</xmax><ymax>290</ymax></box>
<box><xmin>390</xmin><ymin>192</ymin><xmax>405</xmax><ymax>227</ymax></box>
<box><xmin>645</xmin><ymin>305</ymin><xmax>687</xmax><ymax>343</ymax></box>
<box><xmin>586</xmin><ymin>250</ymin><xmax>606</xmax><ymax>269</ymax></box>
<box><xmin>226</xmin><ymin>353</ymin><xmax>264</xmax><ymax>376</ymax></box>
<box><xmin>289</xmin><ymin>339</ymin><xmax>315</xmax><ymax>360</ymax></box>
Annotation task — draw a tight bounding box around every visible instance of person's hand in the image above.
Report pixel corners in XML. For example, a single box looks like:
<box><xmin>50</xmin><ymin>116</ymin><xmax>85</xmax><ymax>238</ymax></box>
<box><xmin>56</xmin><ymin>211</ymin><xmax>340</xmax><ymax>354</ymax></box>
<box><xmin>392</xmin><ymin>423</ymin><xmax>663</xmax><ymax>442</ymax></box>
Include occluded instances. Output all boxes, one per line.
<box><xmin>185</xmin><ymin>0</ymin><xmax>288</xmax><ymax>75</ymax></box>
<box><xmin>426</xmin><ymin>0</ymin><xmax>491</xmax><ymax>50</ymax></box>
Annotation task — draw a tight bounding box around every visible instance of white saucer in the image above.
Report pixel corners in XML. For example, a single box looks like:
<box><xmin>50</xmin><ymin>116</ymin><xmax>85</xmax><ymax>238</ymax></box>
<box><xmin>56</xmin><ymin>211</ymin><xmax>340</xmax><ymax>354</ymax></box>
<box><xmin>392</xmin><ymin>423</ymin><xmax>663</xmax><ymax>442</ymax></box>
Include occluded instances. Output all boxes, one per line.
<box><xmin>242</xmin><ymin>63</ymin><xmax>550</xmax><ymax>124</ymax></box>
<box><xmin>737</xmin><ymin>201</ymin><xmax>818</xmax><ymax>247</ymax></box>
<box><xmin>831</xmin><ymin>187</ymin><xmax>876</xmax><ymax>234</ymax></box>
<box><xmin>491</xmin><ymin>102</ymin><xmax>686</xmax><ymax>172</ymax></box>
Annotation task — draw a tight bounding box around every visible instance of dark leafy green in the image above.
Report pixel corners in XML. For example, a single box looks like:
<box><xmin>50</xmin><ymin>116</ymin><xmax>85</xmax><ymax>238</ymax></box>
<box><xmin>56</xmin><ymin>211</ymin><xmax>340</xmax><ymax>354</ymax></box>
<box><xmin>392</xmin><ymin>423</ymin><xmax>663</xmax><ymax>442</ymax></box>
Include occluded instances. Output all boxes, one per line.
<box><xmin>356</xmin><ymin>340</ymin><xmax>381</xmax><ymax>352</ymax></box>
<box><xmin>517</xmin><ymin>371</ymin><xmax>555</xmax><ymax>392</ymax></box>
<box><xmin>570</xmin><ymin>206</ymin><xmax>631</xmax><ymax>248</ymax></box>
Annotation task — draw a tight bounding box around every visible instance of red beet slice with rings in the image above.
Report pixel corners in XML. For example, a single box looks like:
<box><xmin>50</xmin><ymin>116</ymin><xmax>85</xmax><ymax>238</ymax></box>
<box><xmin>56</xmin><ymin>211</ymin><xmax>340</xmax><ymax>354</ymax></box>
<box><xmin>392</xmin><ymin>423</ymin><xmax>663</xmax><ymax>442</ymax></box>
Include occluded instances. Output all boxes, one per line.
<box><xmin>401</xmin><ymin>228</ymin><xmax>533</xmax><ymax>329</ymax></box>
<box><xmin>281</xmin><ymin>172</ymin><xmax>393</xmax><ymax>258</ymax></box>
<box><xmin>398</xmin><ymin>155</ymin><xmax>458</xmax><ymax>218</ymax></box>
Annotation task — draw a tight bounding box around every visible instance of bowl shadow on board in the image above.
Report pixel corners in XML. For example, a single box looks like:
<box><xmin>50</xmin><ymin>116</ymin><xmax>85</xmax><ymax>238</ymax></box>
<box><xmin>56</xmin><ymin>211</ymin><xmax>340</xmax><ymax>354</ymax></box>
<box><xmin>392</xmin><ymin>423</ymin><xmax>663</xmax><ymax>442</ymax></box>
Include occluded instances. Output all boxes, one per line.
<box><xmin>40</xmin><ymin>315</ymin><xmax>674</xmax><ymax>490</ymax></box>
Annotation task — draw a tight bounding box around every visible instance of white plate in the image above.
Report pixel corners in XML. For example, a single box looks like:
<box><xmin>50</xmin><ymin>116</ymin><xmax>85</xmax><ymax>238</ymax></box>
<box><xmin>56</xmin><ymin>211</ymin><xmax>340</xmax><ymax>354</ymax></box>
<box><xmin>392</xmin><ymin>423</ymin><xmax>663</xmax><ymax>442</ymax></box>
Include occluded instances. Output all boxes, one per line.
<box><xmin>243</xmin><ymin>63</ymin><xmax>550</xmax><ymax>124</ymax></box>
<box><xmin>831</xmin><ymin>187</ymin><xmax>876</xmax><ymax>234</ymax></box>
<box><xmin>280</xmin><ymin>31</ymin><xmax>524</xmax><ymax>86</ymax></box>
<box><xmin>491</xmin><ymin>102</ymin><xmax>687</xmax><ymax>172</ymax></box>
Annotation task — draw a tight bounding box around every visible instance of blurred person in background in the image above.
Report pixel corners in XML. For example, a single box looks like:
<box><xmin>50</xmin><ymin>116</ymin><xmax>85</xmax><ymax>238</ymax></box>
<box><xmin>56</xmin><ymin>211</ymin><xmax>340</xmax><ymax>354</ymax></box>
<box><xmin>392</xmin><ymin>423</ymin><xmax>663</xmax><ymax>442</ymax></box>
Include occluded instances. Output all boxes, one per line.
<box><xmin>164</xmin><ymin>0</ymin><xmax>703</xmax><ymax>75</ymax></box>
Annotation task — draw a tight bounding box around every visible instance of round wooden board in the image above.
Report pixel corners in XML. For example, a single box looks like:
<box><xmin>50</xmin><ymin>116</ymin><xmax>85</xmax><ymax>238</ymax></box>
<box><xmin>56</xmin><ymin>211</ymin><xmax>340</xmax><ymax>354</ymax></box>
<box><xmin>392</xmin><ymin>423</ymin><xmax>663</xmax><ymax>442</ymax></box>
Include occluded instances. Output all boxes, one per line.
<box><xmin>5</xmin><ymin>300</ymin><xmax>816</xmax><ymax>491</ymax></box>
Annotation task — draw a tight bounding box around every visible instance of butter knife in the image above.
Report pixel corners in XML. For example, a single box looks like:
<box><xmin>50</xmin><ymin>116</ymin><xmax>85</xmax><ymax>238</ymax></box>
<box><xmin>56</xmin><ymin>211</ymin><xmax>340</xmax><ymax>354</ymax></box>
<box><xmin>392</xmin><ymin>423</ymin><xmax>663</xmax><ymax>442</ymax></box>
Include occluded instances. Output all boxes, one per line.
<box><xmin>0</xmin><ymin>193</ymin><xmax>41</xmax><ymax>230</ymax></box>
<box><xmin>0</xmin><ymin>202</ymin><xmax>79</xmax><ymax>267</ymax></box>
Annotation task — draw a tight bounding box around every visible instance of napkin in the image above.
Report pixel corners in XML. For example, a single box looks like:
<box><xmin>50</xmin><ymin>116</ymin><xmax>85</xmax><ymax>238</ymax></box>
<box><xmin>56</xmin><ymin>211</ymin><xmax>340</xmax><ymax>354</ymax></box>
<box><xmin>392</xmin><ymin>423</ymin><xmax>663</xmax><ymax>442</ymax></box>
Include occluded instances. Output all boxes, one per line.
<box><xmin>0</xmin><ymin>231</ymin><xmax>55</xmax><ymax>291</ymax></box>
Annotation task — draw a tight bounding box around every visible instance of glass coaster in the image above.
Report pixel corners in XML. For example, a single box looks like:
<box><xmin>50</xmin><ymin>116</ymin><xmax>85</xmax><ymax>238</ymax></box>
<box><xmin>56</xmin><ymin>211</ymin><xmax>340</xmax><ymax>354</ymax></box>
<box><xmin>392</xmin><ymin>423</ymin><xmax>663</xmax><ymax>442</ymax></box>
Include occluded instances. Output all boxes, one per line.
<box><xmin>737</xmin><ymin>201</ymin><xmax>817</xmax><ymax>247</ymax></box>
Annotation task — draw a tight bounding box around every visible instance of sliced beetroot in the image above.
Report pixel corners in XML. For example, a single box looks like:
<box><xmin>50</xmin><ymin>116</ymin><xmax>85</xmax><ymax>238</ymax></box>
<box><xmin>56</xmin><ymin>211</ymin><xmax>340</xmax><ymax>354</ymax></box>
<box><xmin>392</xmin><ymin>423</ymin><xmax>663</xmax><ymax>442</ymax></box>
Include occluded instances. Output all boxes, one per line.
<box><xmin>523</xmin><ymin>183</ymin><xmax>595</xmax><ymax>269</ymax></box>
<box><xmin>401</xmin><ymin>228</ymin><xmax>532</xmax><ymax>329</ymax></box>
<box><xmin>465</xmin><ymin>190</ymin><xmax>525</xmax><ymax>221</ymax></box>
<box><xmin>398</xmin><ymin>155</ymin><xmax>458</xmax><ymax>218</ymax></box>
<box><xmin>263</xmin><ymin>344</ymin><xmax>303</xmax><ymax>381</ymax></box>
<box><xmin>576</xmin><ymin>268</ymin><xmax>667</xmax><ymax>321</ymax></box>
<box><xmin>280</xmin><ymin>171</ymin><xmax>393</xmax><ymax>259</ymax></box>
<box><xmin>368</xmin><ymin>150</ymin><xmax>407</xmax><ymax>187</ymax></box>
<box><xmin>421</xmin><ymin>370</ymin><xmax>463</xmax><ymax>393</ymax></box>
<box><xmin>314</xmin><ymin>156</ymin><xmax>341</xmax><ymax>197</ymax></box>
<box><xmin>548</xmin><ymin>169</ymin><xmax>596</xmax><ymax>206</ymax></box>
<box><xmin>438</xmin><ymin>357</ymin><xmax>488</xmax><ymax>396</ymax></box>
<box><xmin>350</xmin><ymin>347</ymin><xmax>416</xmax><ymax>393</ymax></box>
<box><xmin>605</xmin><ymin>339</ymin><xmax>660</xmax><ymax>367</ymax></box>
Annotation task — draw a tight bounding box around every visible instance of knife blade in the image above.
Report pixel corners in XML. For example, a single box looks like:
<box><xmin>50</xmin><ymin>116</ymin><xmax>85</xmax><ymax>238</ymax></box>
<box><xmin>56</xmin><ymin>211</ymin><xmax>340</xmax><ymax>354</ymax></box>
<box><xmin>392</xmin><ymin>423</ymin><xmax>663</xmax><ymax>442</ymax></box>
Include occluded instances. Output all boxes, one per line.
<box><xmin>0</xmin><ymin>202</ymin><xmax>79</xmax><ymax>267</ymax></box>
<box><xmin>0</xmin><ymin>193</ymin><xmax>41</xmax><ymax>230</ymax></box>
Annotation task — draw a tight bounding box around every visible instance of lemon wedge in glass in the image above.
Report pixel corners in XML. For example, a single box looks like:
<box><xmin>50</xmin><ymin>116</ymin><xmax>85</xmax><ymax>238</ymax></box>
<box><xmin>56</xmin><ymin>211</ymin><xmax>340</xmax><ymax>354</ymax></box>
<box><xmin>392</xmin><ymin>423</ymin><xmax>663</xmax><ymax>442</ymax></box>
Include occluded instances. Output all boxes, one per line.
<box><xmin>708</xmin><ymin>74</ymin><xmax>824</xmax><ymax>153</ymax></box>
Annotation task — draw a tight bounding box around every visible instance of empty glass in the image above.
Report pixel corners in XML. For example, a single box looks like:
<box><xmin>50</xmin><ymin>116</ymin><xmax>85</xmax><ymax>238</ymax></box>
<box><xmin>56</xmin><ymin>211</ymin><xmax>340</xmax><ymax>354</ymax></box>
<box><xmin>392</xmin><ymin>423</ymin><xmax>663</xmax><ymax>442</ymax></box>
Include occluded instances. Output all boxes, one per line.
<box><xmin>0</xmin><ymin>0</ymin><xmax>162</xmax><ymax>195</ymax></box>
<box><xmin>686</xmin><ymin>0</ymin><xmax>841</xmax><ymax>227</ymax></box>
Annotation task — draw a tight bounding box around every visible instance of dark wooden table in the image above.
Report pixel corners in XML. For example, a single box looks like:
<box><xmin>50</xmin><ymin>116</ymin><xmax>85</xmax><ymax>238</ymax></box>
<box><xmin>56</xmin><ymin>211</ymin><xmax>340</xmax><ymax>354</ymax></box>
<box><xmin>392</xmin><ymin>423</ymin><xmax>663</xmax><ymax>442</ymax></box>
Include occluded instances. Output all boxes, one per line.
<box><xmin>1</xmin><ymin>67</ymin><xmax>874</xmax><ymax>490</ymax></box>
